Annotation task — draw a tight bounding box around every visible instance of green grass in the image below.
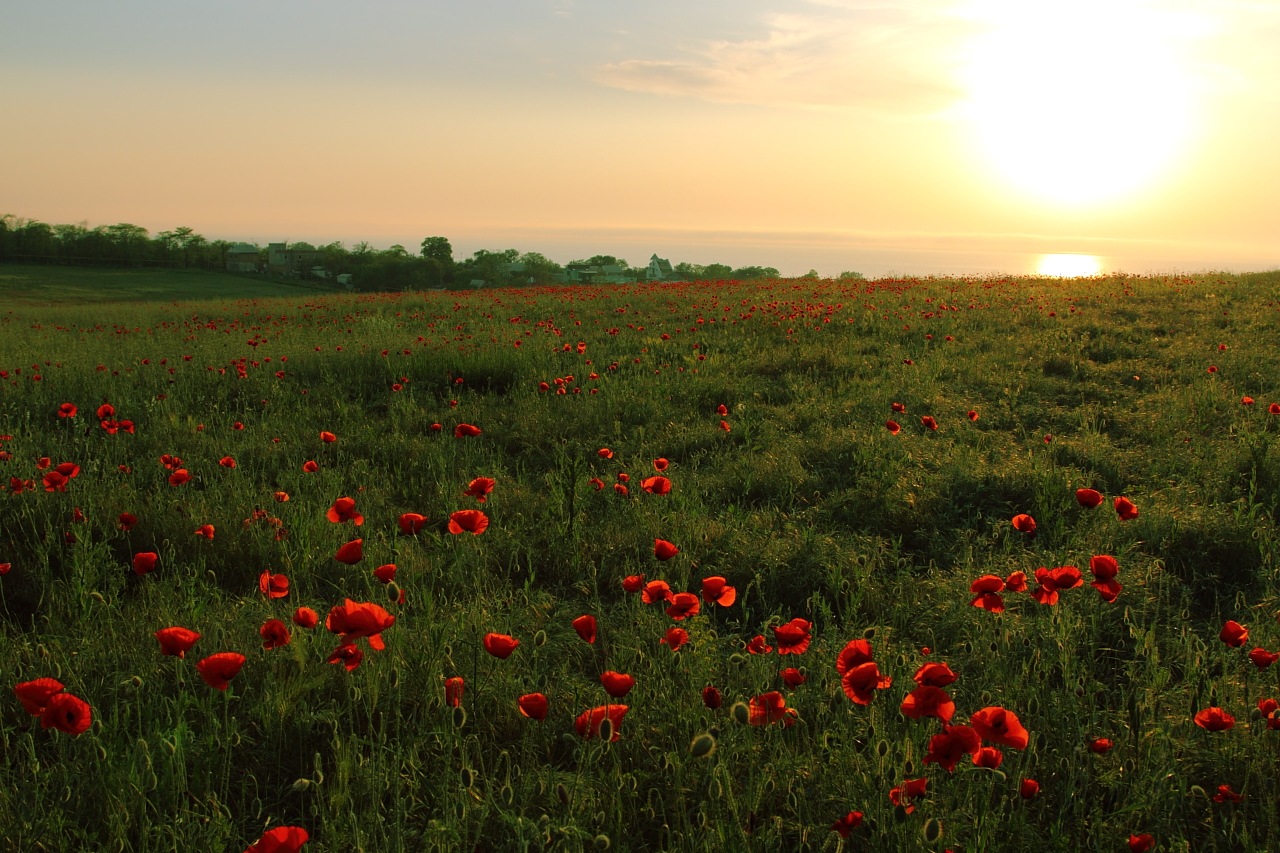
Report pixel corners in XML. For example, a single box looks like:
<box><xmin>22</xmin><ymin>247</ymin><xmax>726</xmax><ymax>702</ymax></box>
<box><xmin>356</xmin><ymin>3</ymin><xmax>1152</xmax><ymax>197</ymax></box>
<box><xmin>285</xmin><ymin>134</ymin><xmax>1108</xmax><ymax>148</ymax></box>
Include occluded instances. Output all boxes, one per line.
<box><xmin>0</xmin><ymin>263</ymin><xmax>328</xmax><ymax>304</ymax></box>
<box><xmin>1</xmin><ymin>270</ymin><xmax>1280</xmax><ymax>851</ymax></box>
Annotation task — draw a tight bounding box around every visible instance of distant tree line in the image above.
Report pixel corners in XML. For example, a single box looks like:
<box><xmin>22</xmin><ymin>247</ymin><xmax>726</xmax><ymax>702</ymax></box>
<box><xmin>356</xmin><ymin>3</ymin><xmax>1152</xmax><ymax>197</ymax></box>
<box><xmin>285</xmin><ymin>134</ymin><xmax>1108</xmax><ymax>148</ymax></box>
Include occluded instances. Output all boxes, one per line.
<box><xmin>1</xmin><ymin>214</ymin><xmax>860</xmax><ymax>290</ymax></box>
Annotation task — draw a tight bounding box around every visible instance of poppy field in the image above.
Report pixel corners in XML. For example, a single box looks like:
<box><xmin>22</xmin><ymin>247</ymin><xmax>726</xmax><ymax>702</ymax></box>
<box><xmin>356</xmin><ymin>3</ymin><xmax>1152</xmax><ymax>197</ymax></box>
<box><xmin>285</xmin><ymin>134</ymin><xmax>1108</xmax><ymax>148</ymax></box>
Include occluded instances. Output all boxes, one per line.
<box><xmin>3</xmin><ymin>269</ymin><xmax>1280</xmax><ymax>852</ymax></box>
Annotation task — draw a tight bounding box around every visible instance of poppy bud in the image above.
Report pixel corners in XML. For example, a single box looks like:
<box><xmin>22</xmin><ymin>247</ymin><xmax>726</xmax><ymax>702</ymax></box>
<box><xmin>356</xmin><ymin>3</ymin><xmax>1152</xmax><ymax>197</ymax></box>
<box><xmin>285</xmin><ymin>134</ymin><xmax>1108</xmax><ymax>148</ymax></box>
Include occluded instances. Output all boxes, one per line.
<box><xmin>689</xmin><ymin>733</ymin><xmax>717</xmax><ymax>758</ymax></box>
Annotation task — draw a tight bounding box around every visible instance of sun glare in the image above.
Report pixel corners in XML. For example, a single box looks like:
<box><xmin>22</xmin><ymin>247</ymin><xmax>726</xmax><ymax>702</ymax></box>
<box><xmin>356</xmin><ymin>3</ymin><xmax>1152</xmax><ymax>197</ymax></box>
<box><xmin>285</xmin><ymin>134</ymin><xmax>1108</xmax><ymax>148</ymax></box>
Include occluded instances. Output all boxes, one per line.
<box><xmin>959</xmin><ymin>1</ymin><xmax>1202</xmax><ymax>207</ymax></box>
<box><xmin>1037</xmin><ymin>253</ymin><xmax>1102</xmax><ymax>277</ymax></box>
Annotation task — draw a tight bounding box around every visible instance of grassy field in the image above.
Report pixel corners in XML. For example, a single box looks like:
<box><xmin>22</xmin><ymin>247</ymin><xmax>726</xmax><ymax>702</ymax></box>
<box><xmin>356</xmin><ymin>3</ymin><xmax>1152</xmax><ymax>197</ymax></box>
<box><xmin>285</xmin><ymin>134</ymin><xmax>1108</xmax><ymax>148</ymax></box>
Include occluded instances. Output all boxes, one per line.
<box><xmin>2</xmin><ymin>266</ymin><xmax>1280</xmax><ymax>852</ymax></box>
<box><xmin>0</xmin><ymin>263</ymin><xmax>329</xmax><ymax>304</ymax></box>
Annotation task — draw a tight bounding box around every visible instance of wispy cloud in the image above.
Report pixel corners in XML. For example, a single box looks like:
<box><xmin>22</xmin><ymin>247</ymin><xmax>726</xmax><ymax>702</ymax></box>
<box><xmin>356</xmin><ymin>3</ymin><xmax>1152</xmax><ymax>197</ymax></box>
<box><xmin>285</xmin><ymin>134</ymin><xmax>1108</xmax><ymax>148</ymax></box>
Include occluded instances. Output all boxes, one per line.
<box><xmin>592</xmin><ymin>2</ymin><xmax>974</xmax><ymax>115</ymax></box>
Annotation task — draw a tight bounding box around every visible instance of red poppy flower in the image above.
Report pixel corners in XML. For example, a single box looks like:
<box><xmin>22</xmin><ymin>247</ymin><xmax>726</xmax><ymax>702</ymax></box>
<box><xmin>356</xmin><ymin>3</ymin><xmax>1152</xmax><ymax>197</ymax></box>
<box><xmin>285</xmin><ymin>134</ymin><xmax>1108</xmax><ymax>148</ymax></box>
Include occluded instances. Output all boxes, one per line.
<box><xmin>196</xmin><ymin>652</ymin><xmax>247</xmax><ymax>691</ymax></box>
<box><xmin>327</xmin><ymin>643</ymin><xmax>364</xmax><ymax>671</ymax></box>
<box><xmin>292</xmin><ymin>607</ymin><xmax>319</xmax><ymax>629</ymax></box>
<box><xmin>302</xmin><ymin>460</ymin><xmax>319</xmax><ymax>473</ymax></box>
<box><xmin>518</xmin><ymin>692</ymin><xmax>549</xmax><ymax>720</ymax></box>
<box><xmin>575</xmin><ymin>704</ymin><xmax>628</xmax><ymax>740</ymax></box>
<box><xmin>1114</xmin><ymin>496</ymin><xmax>1139</xmax><ymax>520</ymax></box>
<box><xmin>1019</xmin><ymin>778</ymin><xmax>1040</xmax><ymax>799</ymax></box>
<box><xmin>0</xmin><ymin>563</ymin><xmax>9</xmax><ymax>576</ymax></box>
<box><xmin>1213</xmin><ymin>784</ymin><xmax>1243</xmax><ymax>804</ymax></box>
<box><xmin>1194</xmin><ymin>706</ymin><xmax>1235</xmax><ymax>731</ymax></box>
<box><xmin>719</xmin><ymin>420</ymin><xmax>731</xmax><ymax>432</ymax></box>
<box><xmin>701</xmin><ymin>576</ymin><xmax>736</xmax><ymax>607</ymax></box>
<box><xmin>967</xmin><ymin>409</ymin><xmax>979</xmax><ymax>422</ymax></box>
<box><xmin>1270</xmin><ymin>403</ymin><xmax>1280</xmax><ymax>415</ymax></box>
<box><xmin>923</xmin><ymin>724</ymin><xmax>981</xmax><ymax>772</ymax></box>
<box><xmin>42</xmin><ymin>470</ymin><xmax>68</xmax><ymax>492</ymax></box>
<box><xmin>1242</xmin><ymin>396</ymin><xmax>1255</xmax><ymax>406</ymax></box>
<box><xmin>702</xmin><ymin>686</ymin><xmax>722</xmax><ymax>709</ymax></box>
<box><xmin>1088</xmin><ymin>737</ymin><xmax>1114</xmax><ymax>753</ymax></box>
<box><xmin>1075</xmin><ymin>487</ymin><xmax>1104</xmax><ymax>508</ymax></box>
<box><xmin>167</xmin><ymin>469</ymin><xmax>191</xmax><ymax>486</ymax></box>
<box><xmin>842</xmin><ymin>661</ymin><xmax>892</xmax><ymax>705</ymax></box>
<box><xmin>888</xmin><ymin>777</ymin><xmax>927</xmax><ymax>814</ymax></box>
<box><xmin>219</xmin><ymin>456</ymin><xmax>237</xmax><ymax>469</ymax></box>
<box><xmin>660</xmin><ymin>627</ymin><xmax>689</xmax><ymax>651</ymax></box>
<box><xmin>921</xmin><ymin>415</ymin><xmax>938</xmax><ymax>431</ymax></box>
<box><xmin>326</xmin><ymin>497</ymin><xmax>364</xmax><ymax>525</ymax></box>
<box><xmin>40</xmin><ymin>691</ymin><xmax>92</xmax><ymax>736</ymax></box>
<box><xmin>834</xmin><ymin>638</ymin><xmax>875</xmax><ymax>675</ymax></box>
<box><xmin>653</xmin><ymin>457</ymin><xmax>669</xmax><ymax>472</ymax></box>
<box><xmin>971</xmin><ymin>746</ymin><xmax>1003</xmax><ymax>769</ymax></box>
<box><xmin>666</xmin><ymin>592</ymin><xmax>701</xmax><ymax>621</ymax></box>
<box><xmin>747</xmin><ymin>690</ymin><xmax>797</xmax><ymax>726</ymax></box>
<box><xmin>118</xmin><ymin>512</ymin><xmax>138</xmax><ymax>531</ymax></box>
<box><xmin>463</xmin><ymin>477</ymin><xmax>496</xmax><ymax>502</ymax></box>
<box><xmin>613</xmin><ymin>483</ymin><xmax>629</xmax><ymax>496</ymax></box>
<box><xmin>15</xmin><ymin>678</ymin><xmax>65</xmax><ymax>715</ymax></box>
<box><xmin>885</xmin><ymin>419</ymin><xmax>901</xmax><ymax>435</ymax></box>
<box><xmin>1248</xmin><ymin>647</ymin><xmax>1279</xmax><ymax>669</ymax></box>
<box><xmin>482</xmin><ymin>632</ymin><xmax>519</xmax><ymax>659</ymax></box>
<box><xmin>244</xmin><ymin>825</ymin><xmax>309</xmax><ymax>853</ymax></box>
<box><xmin>454</xmin><ymin>423</ymin><xmax>482</xmax><ymax>438</ymax></box>
<box><xmin>1011</xmin><ymin>513</ymin><xmax>1037</xmax><ymax>534</ymax></box>
<box><xmin>448</xmin><ymin>509</ymin><xmax>489</xmax><ymax>535</ymax></box>
<box><xmin>640</xmin><ymin>475</ymin><xmax>672</xmax><ymax>495</ymax></box>
<box><xmin>444</xmin><ymin>676</ymin><xmax>464</xmax><ymax>708</ymax></box>
<box><xmin>259</xmin><ymin>570</ymin><xmax>289</xmax><ymax>599</ymax></box>
<box><xmin>334</xmin><ymin>538</ymin><xmax>364</xmax><ymax>564</ymax></box>
<box><xmin>96</xmin><ymin>403</ymin><xmax>114</xmax><ymax>420</ymax></box>
<box><xmin>155</xmin><ymin>626</ymin><xmax>201</xmax><ymax>658</ymax></box>
<box><xmin>970</xmin><ymin>706</ymin><xmax>1030</xmax><ymax>749</ymax></box>
<box><xmin>913</xmin><ymin>661</ymin><xmax>957</xmax><ymax>687</ymax></box>
<box><xmin>597</xmin><ymin>447</ymin><xmax>614</xmax><ymax>459</ymax></box>
<box><xmin>57</xmin><ymin>402</ymin><xmax>78</xmax><ymax>419</ymax></box>
<box><xmin>601</xmin><ymin>671</ymin><xmax>635</xmax><ymax>698</ymax></box>
<box><xmin>319</xmin><ymin>431</ymin><xmax>337</xmax><ymax>443</ymax></box>
<box><xmin>588</xmin><ymin>477</ymin><xmax>605</xmax><ymax>491</ymax></box>
<box><xmin>641</xmin><ymin>580</ymin><xmax>672</xmax><ymax>604</ymax></box>
<box><xmin>260</xmin><ymin>618</ymin><xmax>291</xmax><ymax>650</ymax></box>
<box><xmin>969</xmin><ymin>575</ymin><xmax>1005</xmax><ymax>612</ymax></box>
<box><xmin>621</xmin><ymin>574</ymin><xmax>645</xmax><ymax>593</ymax></box>
<box><xmin>1128</xmin><ymin>834</ymin><xmax>1155</xmax><ymax>853</ymax></box>
<box><xmin>1005</xmin><ymin>570</ymin><xmax>1028</xmax><ymax>592</ymax></box>
<box><xmin>891</xmin><ymin>402</ymin><xmax>906</xmax><ymax>413</ymax></box>
<box><xmin>831</xmin><ymin>811</ymin><xmax>863</xmax><ymax>838</ymax></box>
<box><xmin>274</xmin><ymin>491</ymin><xmax>290</xmax><ymax>502</ymax></box>
<box><xmin>1220</xmin><ymin>620</ymin><xmax>1248</xmax><ymax>647</ymax></box>
<box><xmin>132</xmin><ymin>551</ymin><xmax>159</xmax><ymax>576</ymax></box>
<box><xmin>653</xmin><ymin>539</ymin><xmax>679</xmax><ymax>561</ymax></box>
<box><xmin>773</xmin><ymin>618</ymin><xmax>811</xmax><ymax>655</ymax></box>
<box><xmin>396</xmin><ymin>512</ymin><xmax>427</xmax><ymax>535</ymax></box>
<box><xmin>372</xmin><ymin>563</ymin><xmax>397</xmax><ymax>584</ymax></box>
<box><xmin>572</xmin><ymin>614</ymin><xmax>597</xmax><ymax>644</ymax></box>
<box><xmin>900</xmin><ymin>685</ymin><xmax>956</xmax><ymax>722</ymax></box>
<box><xmin>326</xmin><ymin>599</ymin><xmax>395</xmax><ymax>649</ymax></box>
<box><xmin>745</xmin><ymin>634</ymin><xmax>773</xmax><ymax>655</ymax></box>
<box><xmin>781</xmin><ymin>667</ymin><xmax>806</xmax><ymax>688</ymax></box>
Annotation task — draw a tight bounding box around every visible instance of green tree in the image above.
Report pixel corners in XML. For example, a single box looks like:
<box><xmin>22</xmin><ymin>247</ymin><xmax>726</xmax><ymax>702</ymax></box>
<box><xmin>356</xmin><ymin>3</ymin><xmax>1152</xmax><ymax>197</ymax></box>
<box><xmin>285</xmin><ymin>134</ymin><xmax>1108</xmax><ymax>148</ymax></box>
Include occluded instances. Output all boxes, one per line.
<box><xmin>420</xmin><ymin>236</ymin><xmax>453</xmax><ymax>265</ymax></box>
<box><xmin>518</xmin><ymin>251</ymin><xmax>563</xmax><ymax>284</ymax></box>
<box><xmin>731</xmin><ymin>265</ymin><xmax>780</xmax><ymax>279</ymax></box>
<box><xmin>838</xmin><ymin>270</ymin><xmax>865</xmax><ymax>281</ymax></box>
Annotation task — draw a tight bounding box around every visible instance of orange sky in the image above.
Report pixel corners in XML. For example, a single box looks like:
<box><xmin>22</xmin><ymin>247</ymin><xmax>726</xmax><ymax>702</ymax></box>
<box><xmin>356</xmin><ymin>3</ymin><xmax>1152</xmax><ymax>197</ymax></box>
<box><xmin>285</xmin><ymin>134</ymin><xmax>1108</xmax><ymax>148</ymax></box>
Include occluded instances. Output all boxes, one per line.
<box><xmin>3</xmin><ymin>1</ymin><xmax>1277</xmax><ymax>276</ymax></box>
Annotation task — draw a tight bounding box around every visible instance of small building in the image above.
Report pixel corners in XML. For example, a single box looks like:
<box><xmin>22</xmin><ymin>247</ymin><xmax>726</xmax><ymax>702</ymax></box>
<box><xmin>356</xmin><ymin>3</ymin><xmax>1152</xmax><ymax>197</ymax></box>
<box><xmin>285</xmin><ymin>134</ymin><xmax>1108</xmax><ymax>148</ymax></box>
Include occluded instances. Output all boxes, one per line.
<box><xmin>647</xmin><ymin>253</ymin><xmax>675</xmax><ymax>281</ymax></box>
<box><xmin>226</xmin><ymin>243</ymin><xmax>261</xmax><ymax>273</ymax></box>
<box><xmin>267</xmin><ymin>242</ymin><xmax>320</xmax><ymax>277</ymax></box>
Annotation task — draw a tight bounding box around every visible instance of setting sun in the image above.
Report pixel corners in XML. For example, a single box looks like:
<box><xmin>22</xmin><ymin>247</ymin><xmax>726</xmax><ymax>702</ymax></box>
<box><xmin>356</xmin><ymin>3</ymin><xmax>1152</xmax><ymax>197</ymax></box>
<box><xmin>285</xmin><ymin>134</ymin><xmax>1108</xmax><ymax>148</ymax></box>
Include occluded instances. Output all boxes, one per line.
<box><xmin>959</xmin><ymin>1</ymin><xmax>1203</xmax><ymax>207</ymax></box>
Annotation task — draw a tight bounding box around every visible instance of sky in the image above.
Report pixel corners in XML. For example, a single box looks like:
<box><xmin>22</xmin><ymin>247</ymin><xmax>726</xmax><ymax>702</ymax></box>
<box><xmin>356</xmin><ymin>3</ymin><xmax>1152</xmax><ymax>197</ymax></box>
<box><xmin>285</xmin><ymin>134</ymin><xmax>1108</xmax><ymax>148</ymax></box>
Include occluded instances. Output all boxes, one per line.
<box><xmin>3</xmin><ymin>0</ymin><xmax>1279</xmax><ymax>277</ymax></box>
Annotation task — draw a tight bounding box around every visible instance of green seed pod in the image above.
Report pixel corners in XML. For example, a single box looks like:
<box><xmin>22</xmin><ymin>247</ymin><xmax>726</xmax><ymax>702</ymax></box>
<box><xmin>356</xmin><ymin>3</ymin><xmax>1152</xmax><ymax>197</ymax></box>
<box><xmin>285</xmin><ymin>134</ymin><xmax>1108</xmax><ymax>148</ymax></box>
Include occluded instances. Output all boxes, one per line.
<box><xmin>922</xmin><ymin>818</ymin><xmax>943</xmax><ymax>844</ymax></box>
<box><xmin>556</xmin><ymin>783</ymin><xmax>570</xmax><ymax>805</ymax></box>
<box><xmin>452</xmin><ymin>706</ymin><xmax>468</xmax><ymax>729</ymax></box>
<box><xmin>692</xmin><ymin>736</ymin><xmax>717</xmax><ymax>763</ymax></box>
<box><xmin>593</xmin><ymin>834</ymin><xmax>611</xmax><ymax>850</ymax></box>
<box><xmin>291</xmin><ymin>778</ymin><xmax>312</xmax><ymax>793</ymax></box>
<box><xmin>461</xmin><ymin>768</ymin><xmax>475</xmax><ymax>789</ymax></box>
<box><xmin>731</xmin><ymin>702</ymin><xmax>751</xmax><ymax>725</ymax></box>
